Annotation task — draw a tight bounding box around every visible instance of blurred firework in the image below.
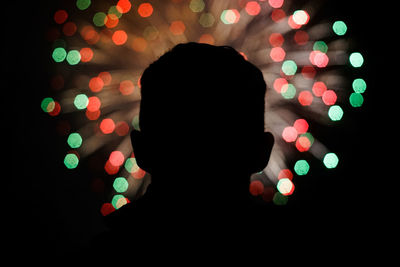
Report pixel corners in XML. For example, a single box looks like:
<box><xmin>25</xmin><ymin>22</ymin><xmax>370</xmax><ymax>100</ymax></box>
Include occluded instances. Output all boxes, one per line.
<box><xmin>42</xmin><ymin>0</ymin><xmax>366</xmax><ymax>214</ymax></box>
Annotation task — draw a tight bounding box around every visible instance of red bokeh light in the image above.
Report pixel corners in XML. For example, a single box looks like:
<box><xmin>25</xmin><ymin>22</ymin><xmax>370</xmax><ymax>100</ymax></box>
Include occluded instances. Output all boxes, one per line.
<box><xmin>268</xmin><ymin>0</ymin><xmax>284</xmax><ymax>8</ymax></box>
<box><xmin>288</xmin><ymin>15</ymin><xmax>301</xmax><ymax>29</ymax></box>
<box><xmin>268</xmin><ymin>33</ymin><xmax>284</xmax><ymax>47</ymax></box>
<box><xmin>322</xmin><ymin>90</ymin><xmax>337</xmax><ymax>106</ymax></box>
<box><xmin>309</xmin><ymin>51</ymin><xmax>329</xmax><ymax>67</ymax></box>
<box><xmin>87</xmin><ymin>96</ymin><xmax>101</xmax><ymax>112</ymax></box>
<box><xmin>282</xmin><ymin>126</ymin><xmax>298</xmax><ymax>142</ymax></box>
<box><xmin>119</xmin><ymin>80</ymin><xmax>135</xmax><ymax>95</ymax></box>
<box><xmin>117</xmin><ymin>0</ymin><xmax>132</xmax><ymax>13</ymax></box>
<box><xmin>273</xmin><ymin>78</ymin><xmax>288</xmax><ymax>93</ymax></box>
<box><xmin>278</xmin><ymin>169</ymin><xmax>293</xmax><ymax>180</ymax></box>
<box><xmin>301</xmin><ymin>66</ymin><xmax>316</xmax><ymax>79</ymax></box>
<box><xmin>86</xmin><ymin>109</ymin><xmax>101</xmax><ymax>120</ymax></box>
<box><xmin>295</xmin><ymin>136</ymin><xmax>311</xmax><ymax>152</ymax></box>
<box><xmin>249</xmin><ymin>180</ymin><xmax>264</xmax><ymax>196</ymax></box>
<box><xmin>105</xmin><ymin>14</ymin><xmax>119</xmax><ymax>28</ymax></box>
<box><xmin>170</xmin><ymin>21</ymin><xmax>185</xmax><ymax>35</ymax></box>
<box><xmin>62</xmin><ymin>21</ymin><xmax>77</xmax><ymax>36</ymax></box>
<box><xmin>294</xmin><ymin>30</ymin><xmax>309</xmax><ymax>45</ymax></box>
<box><xmin>298</xmin><ymin>90</ymin><xmax>313</xmax><ymax>106</ymax></box>
<box><xmin>109</xmin><ymin>151</ymin><xmax>125</xmax><ymax>167</ymax></box>
<box><xmin>98</xmin><ymin>71</ymin><xmax>112</xmax><ymax>86</ymax></box>
<box><xmin>54</xmin><ymin>10</ymin><xmax>68</xmax><ymax>24</ymax></box>
<box><xmin>245</xmin><ymin>1</ymin><xmax>261</xmax><ymax>16</ymax></box>
<box><xmin>112</xmin><ymin>30</ymin><xmax>128</xmax><ymax>45</ymax></box>
<box><xmin>138</xmin><ymin>3</ymin><xmax>154</xmax><ymax>17</ymax></box>
<box><xmin>312</xmin><ymin>81</ymin><xmax>327</xmax><ymax>97</ymax></box>
<box><xmin>100</xmin><ymin>118</ymin><xmax>116</xmax><ymax>134</ymax></box>
<box><xmin>271</xmin><ymin>9</ymin><xmax>285</xmax><ymax>22</ymax></box>
<box><xmin>80</xmin><ymin>47</ymin><xmax>93</xmax><ymax>62</ymax></box>
<box><xmin>104</xmin><ymin>160</ymin><xmax>120</xmax><ymax>174</ymax></box>
<box><xmin>80</xmin><ymin>26</ymin><xmax>100</xmax><ymax>45</ymax></box>
<box><xmin>270</xmin><ymin>47</ymin><xmax>286</xmax><ymax>62</ymax></box>
<box><xmin>100</xmin><ymin>203</ymin><xmax>115</xmax><ymax>216</ymax></box>
<box><xmin>89</xmin><ymin>77</ymin><xmax>104</xmax><ymax>92</ymax></box>
<box><xmin>115</xmin><ymin>121</ymin><xmax>130</xmax><ymax>136</ymax></box>
<box><xmin>293</xmin><ymin>119</ymin><xmax>309</xmax><ymax>134</ymax></box>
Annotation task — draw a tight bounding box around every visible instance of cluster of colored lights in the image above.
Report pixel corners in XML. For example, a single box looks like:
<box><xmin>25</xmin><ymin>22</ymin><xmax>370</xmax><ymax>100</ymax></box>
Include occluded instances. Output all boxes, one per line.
<box><xmin>42</xmin><ymin>0</ymin><xmax>366</xmax><ymax>211</ymax></box>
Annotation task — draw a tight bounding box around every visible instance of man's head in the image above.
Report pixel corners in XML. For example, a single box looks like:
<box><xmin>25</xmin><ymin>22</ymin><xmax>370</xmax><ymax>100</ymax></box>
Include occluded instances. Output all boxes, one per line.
<box><xmin>131</xmin><ymin>43</ymin><xmax>273</xmax><ymax>203</ymax></box>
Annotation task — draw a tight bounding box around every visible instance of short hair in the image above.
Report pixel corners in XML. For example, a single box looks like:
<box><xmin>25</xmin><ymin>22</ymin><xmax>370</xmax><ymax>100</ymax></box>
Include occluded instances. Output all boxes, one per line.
<box><xmin>139</xmin><ymin>42</ymin><xmax>266</xmax><ymax>136</ymax></box>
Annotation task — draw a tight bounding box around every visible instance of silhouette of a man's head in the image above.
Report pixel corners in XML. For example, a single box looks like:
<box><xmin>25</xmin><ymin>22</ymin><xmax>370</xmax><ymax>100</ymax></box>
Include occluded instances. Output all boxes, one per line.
<box><xmin>131</xmin><ymin>42</ymin><xmax>273</xmax><ymax>205</ymax></box>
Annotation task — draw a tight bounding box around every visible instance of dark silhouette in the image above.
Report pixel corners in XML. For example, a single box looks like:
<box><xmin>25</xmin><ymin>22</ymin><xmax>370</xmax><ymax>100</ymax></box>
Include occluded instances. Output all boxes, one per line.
<box><xmin>91</xmin><ymin>42</ymin><xmax>274</xmax><ymax>252</ymax></box>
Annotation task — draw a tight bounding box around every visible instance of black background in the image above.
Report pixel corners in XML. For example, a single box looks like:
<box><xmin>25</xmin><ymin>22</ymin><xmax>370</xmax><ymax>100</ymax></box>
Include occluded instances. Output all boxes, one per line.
<box><xmin>7</xmin><ymin>0</ymin><xmax>392</xmax><ymax>258</ymax></box>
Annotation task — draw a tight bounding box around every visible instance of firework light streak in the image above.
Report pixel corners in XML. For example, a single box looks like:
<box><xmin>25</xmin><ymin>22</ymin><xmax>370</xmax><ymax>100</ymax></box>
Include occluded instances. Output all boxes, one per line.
<box><xmin>43</xmin><ymin>0</ymin><xmax>365</xmax><ymax>213</ymax></box>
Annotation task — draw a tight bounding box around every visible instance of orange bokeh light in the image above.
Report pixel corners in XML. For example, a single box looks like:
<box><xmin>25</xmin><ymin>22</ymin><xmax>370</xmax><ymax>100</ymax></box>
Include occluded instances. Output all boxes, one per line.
<box><xmin>138</xmin><ymin>3</ymin><xmax>154</xmax><ymax>17</ymax></box>
<box><xmin>117</xmin><ymin>0</ymin><xmax>132</xmax><ymax>13</ymax></box>
<box><xmin>169</xmin><ymin>21</ymin><xmax>185</xmax><ymax>35</ymax></box>
<box><xmin>112</xmin><ymin>30</ymin><xmax>128</xmax><ymax>45</ymax></box>
<box><xmin>89</xmin><ymin>77</ymin><xmax>104</xmax><ymax>92</ymax></box>
<box><xmin>79</xmin><ymin>47</ymin><xmax>93</xmax><ymax>62</ymax></box>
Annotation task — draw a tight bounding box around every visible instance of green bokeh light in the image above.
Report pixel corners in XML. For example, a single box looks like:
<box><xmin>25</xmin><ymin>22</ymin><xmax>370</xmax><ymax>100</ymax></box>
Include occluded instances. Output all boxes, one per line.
<box><xmin>132</xmin><ymin>115</ymin><xmax>140</xmax><ymax>130</ymax></box>
<box><xmin>76</xmin><ymin>0</ymin><xmax>91</xmax><ymax>10</ymax></box>
<box><xmin>281</xmin><ymin>84</ymin><xmax>296</xmax><ymax>99</ymax></box>
<box><xmin>199</xmin><ymin>13</ymin><xmax>215</xmax><ymax>28</ymax></box>
<box><xmin>113</xmin><ymin>177</ymin><xmax>129</xmax><ymax>193</ymax></box>
<box><xmin>299</xmin><ymin>132</ymin><xmax>314</xmax><ymax>146</ymax></box>
<box><xmin>41</xmin><ymin>97</ymin><xmax>55</xmax><ymax>113</ymax></box>
<box><xmin>272</xmin><ymin>192</ymin><xmax>288</xmax><ymax>205</ymax></box>
<box><xmin>349</xmin><ymin>93</ymin><xmax>364</xmax><ymax>107</ymax></box>
<box><xmin>64</xmin><ymin>153</ymin><xmax>79</xmax><ymax>169</ymax></box>
<box><xmin>189</xmin><ymin>0</ymin><xmax>205</xmax><ymax>13</ymax></box>
<box><xmin>74</xmin><ymin>94</ymin><xmax>89</xmax><ymax>110</ymax></box>
<box><xmin>313</xmin><ymin>41</ymin><xmax>328</xmax><ymax>53</ymax></box>
<box><xmin>282</xmin><ymin>60</ymin><xmax>297</xmax><ymax>76</ymax></box>
<box><xmin>323</xmin><ymin>153</ymin><xmax>339</xmax><ymax>169</ymax></box>
<box><xmin>328</xmin><ymin>105</ymin><xmax>344</xmax><ymax>121</ymax></box>
<box><xmin>52</xmin><ymin>47</ymin><xmax>67</xmax><ymax>62</ymax></box>
<box><xmin>294</xmin><ymin>159</ymin><xmax>309</xmax><ymax>176</ymax></box>
<box><xmin>93</xmin><ymin>12</ymin><xmax>107</xmax><ymax>27</ymax></box>
<box><xmin>66</xmin><ymin>50</ymin><xmax>81</xmax><ymax>65</ymax></box>
<box><xmin>332</xmin><ymin>21</ymin><xmax>347</xmax><ymax>36</ymax></box>
<box><xmin>111</xmin><ymin>194</ymin><xmax>125</xmax><ymax>209</ymax></box>
<box><xmin>352</xmin><ymin>78</ymin><xmax>367</xmax><ymax>93</ymax></box>
<box><xmin>349</xmin><ymin>52</ymin><xmax>364</xmax><ymax>68</ymax></box>
<box><xmin>124</xmin><ymin>157</ymin><xmax>138</xmax><ymax>173</ymax></box>
<box><xmin>67</xmin><ymin>133</ymin><xmax>83</xmax><ymax>149</ymax></box>
<box><xmin>108</xmin><ymin>5</ymin><xmax>123</xmax><ymax>18</ymax></box>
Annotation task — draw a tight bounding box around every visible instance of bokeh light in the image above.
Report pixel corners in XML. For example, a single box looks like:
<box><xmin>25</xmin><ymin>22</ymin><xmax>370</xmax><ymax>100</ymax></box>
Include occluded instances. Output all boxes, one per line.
<box><xmin>76</xmin><ymin>0</ymin><xmax>91</xmax><ymax>11</ymax></box>
<box><xmin>328</xmin><ymin>105</ymin><xmax>344</xmax><ymax>121</ymax></box>
<box><xmin>282</xmin><ymin>60</ymin><xmax>297</xmax><ymax>75</ymax></box>
<box><xmin>323</xmin><ymin>153</ymin><xmax>339</xmax><ymax>169</ymax></box>
<box><xmin>64</xmin><ymin>153</ymin><xmax>79</xmax><ymax>169</ymax></box>
<box><xmin>349</xmin><ymin>93</ymin><xmax>364</xmax><ymax>107</ymax></box>
<box><xmin>67</xmin><ymin>133</ymin><xmax>82</xmax><ymax>149</ymax></box>
<box><xmin>190</xmin><ymin>0</ymin><xmax>205</xmax><ymax>13</ymax></box>
<box><xmin>113</xmin><ymin>177</ymin><xmax>129</xmax><ymax>193</ymax></box>
<box><xmin>43</xmin><ymin>0</ymin><xmax>367</xmax><ymax>211</ymax></box>
<box><xmin>277</xmin><ymin>178</ymin><xmax>294</xmax><ymax>196</ymax></box>
<box><xmin>138</xmin><ymin>3</ymin><xmax>154</xmax><ymax>18</ymax></box>
<box><xmin>332</xmin><ymin>20</ymin><xmax>347</xmax><ymax>36</ymax></box>
<box><xmin>352</xmin><ymin>78</ymin><xmax>367</xmax><ymax>93</ymax></box>
<box><xmin>66</xmin><ymin>50</ymin><xmax>81</xmax><ymax>65</ymax></box>
<box><xmin>294</xmin><ymin>160</ymin><xmax>310</xmax><ymax>176</ymax></box>
<box><xmin>52</xmin><ymin>47</ymin><xmax>67</xmax><ymax>62</ymax></box>
<box><xmin>349</xmin><ymin>52</ymin><xmax>364</xmax><ymax>68</ymax></box>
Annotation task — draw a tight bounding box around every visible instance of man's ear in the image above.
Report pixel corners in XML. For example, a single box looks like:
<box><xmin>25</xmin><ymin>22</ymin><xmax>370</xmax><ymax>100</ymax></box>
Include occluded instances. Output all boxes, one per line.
<box><xmin>130</xmin><ymin>130</ymin><xmax>153</xmax><ymax>173</ymax></box>
<box><xmin>249</xmin><ymin>131</ymin><xmax>274</xmax><ymax>173</ymax></box>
